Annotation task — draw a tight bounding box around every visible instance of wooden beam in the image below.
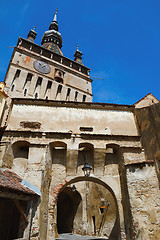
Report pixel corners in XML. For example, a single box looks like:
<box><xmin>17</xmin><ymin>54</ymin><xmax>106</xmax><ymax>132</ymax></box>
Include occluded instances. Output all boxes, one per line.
<box><xmin>0</xmin><ymin>191</ymin><xmax>34</xmax><ymax>201</ymax></box>
<box><xmin>23</xmin><ymin>200</ymin><xmax>33</xmax><ymax>239</ymax></box>
<box><xmin>13</xmin><ymin>199</ymin><xmax>28</xmax><ymax>224</ymax></box>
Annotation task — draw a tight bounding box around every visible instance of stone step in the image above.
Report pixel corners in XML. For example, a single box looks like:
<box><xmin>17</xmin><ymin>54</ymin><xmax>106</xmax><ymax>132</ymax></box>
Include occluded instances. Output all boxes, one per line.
<box><xmin>56</xmin><ymin>233</ymin><xmax>108</xmax><ymax>240</ymax></box>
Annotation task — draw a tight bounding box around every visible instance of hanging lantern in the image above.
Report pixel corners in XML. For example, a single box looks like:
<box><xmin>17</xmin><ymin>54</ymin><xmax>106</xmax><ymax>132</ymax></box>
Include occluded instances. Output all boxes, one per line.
<box><xmin>82</xmin><ymin>163</ymin><xmax>92</xmax><ymax>177</ymax></box>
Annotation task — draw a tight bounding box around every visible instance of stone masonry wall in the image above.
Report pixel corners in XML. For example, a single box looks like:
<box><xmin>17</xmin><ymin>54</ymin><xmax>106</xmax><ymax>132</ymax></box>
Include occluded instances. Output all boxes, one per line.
<box><xmin>126</xmin><ymin>164</ymin><xmax>160</xmax><ymax>240</ymax></box>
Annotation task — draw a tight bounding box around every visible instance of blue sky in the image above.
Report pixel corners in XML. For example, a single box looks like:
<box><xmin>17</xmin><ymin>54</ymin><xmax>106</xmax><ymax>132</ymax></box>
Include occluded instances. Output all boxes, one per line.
<box><xmin>0</xmin><ymin>0</ymin><xmax>160</xmax><ymax>104</ymax></box>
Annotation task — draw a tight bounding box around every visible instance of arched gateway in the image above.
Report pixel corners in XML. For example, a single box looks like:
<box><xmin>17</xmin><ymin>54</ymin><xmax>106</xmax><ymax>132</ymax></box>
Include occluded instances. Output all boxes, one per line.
<box><xmin>55</xmin><ymin>177</ymin><xmax>121</xmax><ymax>240</ymax></box>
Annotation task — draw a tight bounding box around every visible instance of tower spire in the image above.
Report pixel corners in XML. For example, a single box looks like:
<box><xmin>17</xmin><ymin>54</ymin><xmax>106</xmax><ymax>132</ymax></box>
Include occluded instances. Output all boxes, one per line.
<box><xmin>53</xmin><ymin>9</ymin><xmax>58</xmax><ymax>22</ymax></box>
<box><xmin>41</xmin><ymin>9</ymin><xmax>63</xmax><ymax>55</ymax></box>
<box><xmin>49</xmin><ymin>9</ymin><xmax>58</xmax><ymax>31</ymax></box>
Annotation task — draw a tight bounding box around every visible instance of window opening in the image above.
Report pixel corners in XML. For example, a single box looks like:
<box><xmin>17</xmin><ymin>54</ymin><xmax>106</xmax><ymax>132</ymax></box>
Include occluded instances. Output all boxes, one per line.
<box><xmin>35</xmin><ymin>93</ymin><xmax>38</xmax><ymax>99</ymax></box>
<box><xmin>56</xmin><ymin>85</ymin><xmax>62</xmax><ymax>100</ymax></box>
<box><xmin>57</xmin><ymin>85</ymin><xmax>62</xmax><ymax>94</ymax></box>
<box><xmin>36</xmin><ymin>77</ymin><xmax>42</xmax><ymax>87</ymax></box>
<box><xmin>34</xmin><ymin>77</ymin><xmax>43</xmax><ymax>94</ymax></box>
<box><xmin>75</xmin><ymin>91</ymin><xmax>78</xmax><ymax>101</ymax></box>
<box><xmin>12</xmin><ymin>142</ymin><xmax>29</xmax><ymax>160</ymax></box>
<box><xmin>67</xmin><ymin>88</ymin><xmax>71</xmax><ymax>97</ymax></box>
<box><xmin>23</xmin><ymin>73</ymin><xmax>33</xmax><ymax>89</ymax></box>
<box><xmin>55</xmin><ymin>69</ymin><xmax>64</xmax><ymax>83</ymax></box>
<box><xmin>11</xmin><ymin>85</ymin><xmax>15</xmax><ymax>91</ymax></box>
<box><xmin>79</xmin><ymin>127</ymin><xmax>93</xmax><ymax>132</ymax></box>
<box><xmin>14</xmin><ymin>69</ymin><xmax>21</xmax><ymax>79</ymax></box>
<box><xmin>66</xmin><ymin>88</ymin><xmax>71</xmax><ymax>100</ymax></box>
<box><xmin>24</xmin><ymin>89</ymin><xmax>27</xmax><ymax>96</ymax></box>
<box><xmin>47</xmin><ymin>81</ymin><xmax>52</xmax><ymax>89</ymax></box>
<box><xmin>26</xmin><ymin>73</ymin><xmax>32</xmax><ymax>82</ymax></box>
<box><xmin>11</xmin><ymin>69</ymin><xmax>21</xmax><ymax>89</ymax></box>
<box><xmin>44</xmin><ymin>81</ymin><xmax>52</xmax><ymax>97</ymax></box>
<box><xmin>105</xmin><ymin>145</ymin><xmax>118</xmax><ymax>165</ymax></box>
<box><xmin>83</xmin><ymin>95</ymin><xmax>86</xmax><ymax>102</ymax></box>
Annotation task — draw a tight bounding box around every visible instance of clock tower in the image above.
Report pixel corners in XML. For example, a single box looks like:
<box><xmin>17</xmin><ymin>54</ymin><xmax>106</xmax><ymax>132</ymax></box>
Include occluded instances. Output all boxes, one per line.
<box><xmin>4</xmin><ymin>10</ymin><xmax>93</xmax><ymax>102</ymax></box>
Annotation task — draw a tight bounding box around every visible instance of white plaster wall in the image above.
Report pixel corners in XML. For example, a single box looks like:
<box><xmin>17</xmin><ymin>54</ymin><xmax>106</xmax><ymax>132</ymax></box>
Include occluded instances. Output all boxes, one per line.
<box><xmin>8</xmin><ymin>104</ymin><xmax>138</xmax><ymax>136</ymax></box>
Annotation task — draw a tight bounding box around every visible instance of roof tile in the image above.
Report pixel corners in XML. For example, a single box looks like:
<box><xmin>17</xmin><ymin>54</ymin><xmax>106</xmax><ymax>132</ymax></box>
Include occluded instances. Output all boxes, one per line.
<box><xmin>0</xmin><ymin>169</ymin><xmax>37</xmax><ymax>196</ymax></box>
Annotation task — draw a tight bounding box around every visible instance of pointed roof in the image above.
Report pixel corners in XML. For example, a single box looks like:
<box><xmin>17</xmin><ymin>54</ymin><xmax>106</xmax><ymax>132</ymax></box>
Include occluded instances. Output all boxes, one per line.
<box><xmin>41</xmin><ymin>9</ymin><xmax>63</xmax><ymax>55</ymax></box>
<box><xmin>74</xmin><ymin>45</ymin><xmax>84</xmax><ymax>65</ymax></box>
<box><xmin>49</xmin><ymin>9</ymin><xmax>58</xmax><ymax>31</ymax></box>
<box><xmin>27</xmin><ymin>26</ymin><xmax>37</xmax><ymax>43</ymax></box>
<box><xmin>134</xmin><ymin>92</ymin><xmax>159</xmax><ymax>108</ymax></box>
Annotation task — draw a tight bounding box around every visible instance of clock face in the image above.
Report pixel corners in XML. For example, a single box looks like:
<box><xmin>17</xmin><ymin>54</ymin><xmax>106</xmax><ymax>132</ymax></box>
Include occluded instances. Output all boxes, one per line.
<box><xmin>33</xmin><ymin>60</ymin><xmax>51</xmax><ymax>74</ymax></box>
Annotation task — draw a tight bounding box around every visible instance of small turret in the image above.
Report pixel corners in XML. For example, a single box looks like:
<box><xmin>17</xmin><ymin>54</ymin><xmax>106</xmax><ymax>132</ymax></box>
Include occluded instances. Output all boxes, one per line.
<box><xmin>27</xmin><ymin>26</ymin><xmax>37</xmax><ymax>43</ymax></box>
<box><xmin>74</xmin><ymin>45</ymin><xmax>84</xmax><ymax>65</ymax></box>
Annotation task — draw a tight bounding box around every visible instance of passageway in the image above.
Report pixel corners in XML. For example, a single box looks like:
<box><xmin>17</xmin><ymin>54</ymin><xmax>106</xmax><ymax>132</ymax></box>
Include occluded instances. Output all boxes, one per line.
<box><xmin>56</xmin><ymin>178</ymin><xmax>120</xmax><ymax>239</ymax></box>
<box><xmin>57</xmin><ymin>187</ymin><xmax>82</xmax><ymax>234</ymax></box>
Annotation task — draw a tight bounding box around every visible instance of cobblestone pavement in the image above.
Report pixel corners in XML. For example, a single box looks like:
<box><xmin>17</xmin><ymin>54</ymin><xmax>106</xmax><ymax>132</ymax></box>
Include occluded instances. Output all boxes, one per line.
<box><xmin>57</xmin><ymin>233</ymin><xmax>108</xmax><ymax>240</ymax></box>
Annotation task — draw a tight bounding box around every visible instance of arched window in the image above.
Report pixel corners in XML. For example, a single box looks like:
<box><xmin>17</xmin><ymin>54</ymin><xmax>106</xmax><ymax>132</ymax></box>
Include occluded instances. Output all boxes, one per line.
<box><xmin>11</xmin><ymin>141</ymin><xmax>30</xmax><ymax>174</ymax></box>
<box><xmin>55</xmin><ymin>69</ymin><xmax>64</xmax><ymax>83</ymax></box>
<box><xmin>50</xmin><ymin>141</ymin><xmax>67</xmax><ymax>167</ymax></box>
<box><xmin>12</xmin><ymin>141</ymin><xmax>30</xmax><ymax>160</ymax></box>
<box><xmin>105</xmin><ymin>144</ymin><xmax>119</xmax><ymax>165</ymax></box>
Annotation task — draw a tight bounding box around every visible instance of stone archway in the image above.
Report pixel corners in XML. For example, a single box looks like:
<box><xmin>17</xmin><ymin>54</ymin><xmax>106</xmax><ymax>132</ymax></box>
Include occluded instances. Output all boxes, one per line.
<box><xmin>57</xmin><ymin>187</ymin><xmax>82</xmax><ymax>234</ymax></box>
<box><xmin>56</xmin><ymin>177</ymin><xmax>121</xmax><ymax>240</ymax></box>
